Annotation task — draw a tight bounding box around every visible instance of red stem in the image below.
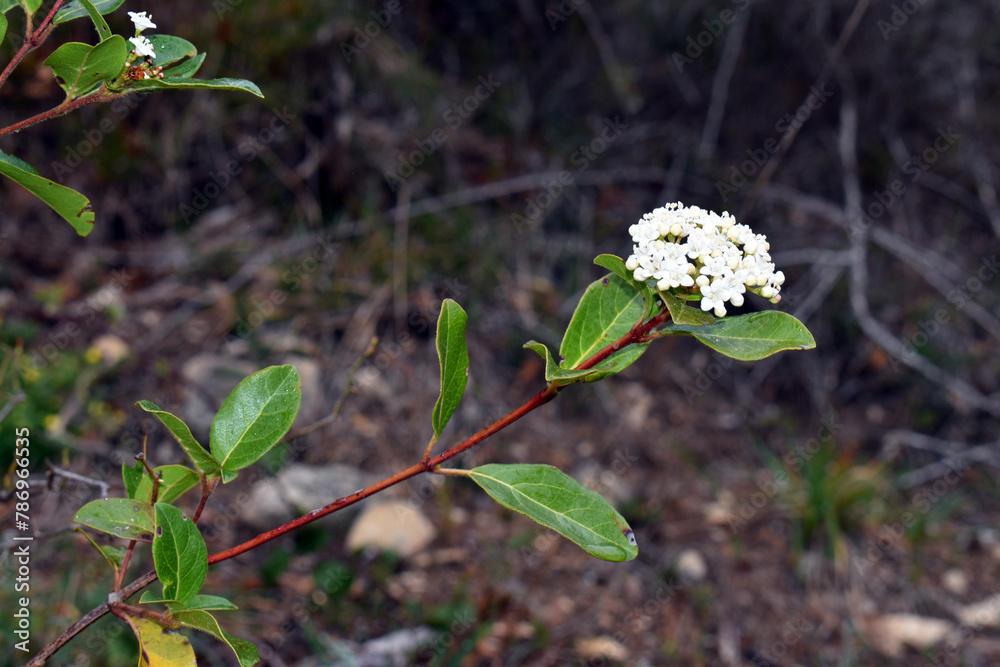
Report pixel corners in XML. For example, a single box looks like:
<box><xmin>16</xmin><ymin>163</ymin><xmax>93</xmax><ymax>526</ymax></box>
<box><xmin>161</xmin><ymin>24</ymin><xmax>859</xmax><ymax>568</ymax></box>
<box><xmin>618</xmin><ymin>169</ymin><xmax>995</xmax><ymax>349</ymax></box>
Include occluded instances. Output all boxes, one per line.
<box><xmin>25</xmin><ymin>304</ymin><xmax>670</xmax><ymax>665</ymax></box>
<box><xmin>0</xmin><ymin>0</ymin><xmax>69</xmax><ymax>92</ymax></box>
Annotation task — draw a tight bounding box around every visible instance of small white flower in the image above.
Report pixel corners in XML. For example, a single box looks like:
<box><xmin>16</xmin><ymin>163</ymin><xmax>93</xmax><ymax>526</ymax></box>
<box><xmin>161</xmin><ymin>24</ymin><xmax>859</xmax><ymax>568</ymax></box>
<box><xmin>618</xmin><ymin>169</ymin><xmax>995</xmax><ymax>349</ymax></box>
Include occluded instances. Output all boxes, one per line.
<box><xmin>129</xmin><ymin>35</ymin><xmax>155</xmax><ymax>58</ymax></box>
<box><xmin>128</xmin><ymin>11</ymin><xmax>157</xmax><ymax>32</ymax></box>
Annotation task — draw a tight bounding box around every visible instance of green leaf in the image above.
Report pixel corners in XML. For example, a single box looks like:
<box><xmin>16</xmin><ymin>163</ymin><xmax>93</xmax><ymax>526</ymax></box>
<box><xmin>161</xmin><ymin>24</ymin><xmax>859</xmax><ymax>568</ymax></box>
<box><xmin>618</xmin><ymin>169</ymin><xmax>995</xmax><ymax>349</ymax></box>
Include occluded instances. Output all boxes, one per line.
<box><xmin>44</xmin><ymin>37</ymin><xmax>126</xmax><ymax>97</ymax></box>
<box><xmin>661</xmin><ymin>291</ymin><xmax>715</xmax><ymax>326</ymax></box>
<box><xmin>0</xmin><ymin>12</ymin><xmax>7</xmax><ymax>43</ymax></box>
<box><xmin>431</xmin><ymin>298</ymin><xmax>469</xmax><ymax>439</ymax></box>
<box><xmin>76</xmin><ymin>528</ymin><xmax>128</xmax><ymax>576</ymax></box>
<box><xmin>137</xmin><ymin>400</ymin><xmax>221</xmax><ymax>477</ymax></box>
<box><xmin>167</xmin><ymin>594</ymin><xmax>238</xmax><ymax>612</ymax></box>
<box><xmin>560</xmin><ymin>272</ymin><xmax>644</xmax><ymax>369</ymax></box>
<box><xmin>147</xmin><ymin>34</ymin><xmax>197</xmax><ymax>68</ymax></box>
<box><xmin>468</xmin><ymin>463</ymin><xmax>638</xmax><ymax>562</ymax></box>
<box><xmin>122</xmin><ymin>459</ymin><xmax>145</xmax><ymax>500</ymax></box>
<box><xmin>0</xmin><ymin>148</ymin><xmax>94</xmax><ymax>236</ymax></box>
<box><xmin>152</xmin><ymin>502</ymin><xmax>207</xmax><ymax>604</ymax></box>
<box><xmin>172</xmin><ymin>610</ymin><xmax>259</xmax><ymax>667</ymax></box>
<box><xmin>74</xmin><ymin>498</ymin><xmax>155</xmax><ymax>541</ymax></box>
<box><xmin>663</xmin><ymin>310</ymin><xmax>817</xmax><ymax>360</ymax></box>
<box><xmin>523</xmin><ymin>340</ymin><xmax>649</xmax><ymax>386</ymax></box>
<box><xmin>163</xmin><ymin>52</ymin><xmax>205</xmax><ymax>79</ymax></box>
<box><xmin>53</xmin><ymin>0</ymin><xmax>125</xmax><ymax>23</ymax></box>
<box><xmin>71</xmin><ymin>0</ymin><xmax>110</xmax><ymax>39</ymax></box>
<box><xmin>135</xmin><ymin>465</ymin><xmax>199</xmax><ymax>504</ymax></box>
<box><xmin>126</xmin><ymin>76</ymin><xmax>264</xmax><ymax>98</ymax></box>
<box><xmin>210</xmin><ymin>365</ymin><xmax>301</xmax><ymax>483</ymax></box>
<box><xmin>123</xmin><ymin>616</ymin><xmax>196</xmax><ymax>667</ymax></box>
<box><xmin>593</xmin><ymin>253</ymin><xmax>658</xmax><ymax>320</ymax></box>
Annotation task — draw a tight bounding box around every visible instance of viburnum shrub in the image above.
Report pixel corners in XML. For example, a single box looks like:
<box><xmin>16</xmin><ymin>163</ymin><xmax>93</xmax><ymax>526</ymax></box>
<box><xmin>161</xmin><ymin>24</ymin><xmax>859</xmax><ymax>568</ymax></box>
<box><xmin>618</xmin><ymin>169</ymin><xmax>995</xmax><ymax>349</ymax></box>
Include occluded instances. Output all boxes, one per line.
<box><xmin>0</xmin><ymin>2</ymin><xmax>261</xmax><ymax>236</ymax></box>
<box><xmin>22</xmin><ymin>200</ymin><xmax>814</xmax><ymax>665</ymax></box>
<box><xmin>2</xmin><ymin>5</ymin><xmax>816</xmax><ymax>666</ymax></box>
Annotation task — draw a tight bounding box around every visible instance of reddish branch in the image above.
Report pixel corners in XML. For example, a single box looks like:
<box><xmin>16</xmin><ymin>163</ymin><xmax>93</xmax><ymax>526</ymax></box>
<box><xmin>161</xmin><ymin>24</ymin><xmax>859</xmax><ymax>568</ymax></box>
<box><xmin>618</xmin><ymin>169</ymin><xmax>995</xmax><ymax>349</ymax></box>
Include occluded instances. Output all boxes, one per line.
<box><xmin>0</xmin><ymin>0</ymin><xmax>68</xmax><ymax>92</ymax></box>
<box><xmin>25</xmin><ymin>304</ymin><xmax>669</xmax><ymax>666</ymax></box>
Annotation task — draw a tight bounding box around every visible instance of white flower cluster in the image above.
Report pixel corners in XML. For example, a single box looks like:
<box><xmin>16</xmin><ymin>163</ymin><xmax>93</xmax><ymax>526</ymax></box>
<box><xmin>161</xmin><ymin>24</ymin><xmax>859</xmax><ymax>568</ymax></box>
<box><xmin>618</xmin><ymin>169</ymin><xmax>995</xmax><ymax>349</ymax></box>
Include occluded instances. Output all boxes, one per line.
<box><xmin>625</xmin><ymin>202</ymin><xmax>785</xmax><ymax>317</ymax></box>
<box><xmin>128</xmin><ymin>11</ymin><xmax>157</xmax><ymax>58</ymax></box>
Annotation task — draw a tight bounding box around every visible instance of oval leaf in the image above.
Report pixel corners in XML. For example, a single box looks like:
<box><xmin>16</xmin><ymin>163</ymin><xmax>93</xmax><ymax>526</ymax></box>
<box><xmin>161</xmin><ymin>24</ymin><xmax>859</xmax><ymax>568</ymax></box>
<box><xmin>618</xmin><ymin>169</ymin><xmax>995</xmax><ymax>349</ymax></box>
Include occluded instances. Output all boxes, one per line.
<box><xmin>560</xmin><ymin>273</ymin><xmax>645</xmax><ymax>370</ymax></box>
<box><xmin>44</xmin><ymin>36</ymin><xmax>126</xmax><ymax>97</ymax></box>
<box><xmin>432</xmin><ymin>298</ymin><xmax>469</xmax><ymax>439</ymax></box>
<box><xmin>0</xmin><ymin>148</ymin><xmax>95</xmax><ymax>235</ymax></box>
<box><xmin>524</xmin><ymin>340</ymin><xmax>648</xmax><ymax>385</ymax></box>
<box><xmin>127</xmin><ymin>76</ymin><xmax>264</xmax><ymax>98</ymax></box>
<box><xmin>664</xmin><ymin>310</ymin><xmax>816</xmax><ymax>360</ymax></box>
<box><xmin>468</xmin><ymin>463</ymin><xmax>638</xmax><ymax>562</ymax></box>
<box><xmin>123</xmin><ymin>616</ymin><xmax>196</xmax><ymax>667</ymax></box>
<box><xmin>166</xmin><ymin>594</ymin><xmax>238</xmax><ymax>612</ymax></box>
<box><xmin>210</xmin><ymin>365</ymin><xmax>301</xmax><ymax>482</ymax></box>
<box><xmin>1</xmin><ymin>13</ymin><xmax>7</xmax><ymax>44</ymax></box>
<box><xmin>173</xmin><ymin>610</ymin><xmax>259</xmax><ymax>667</ymax></box>
<box><xmin>152</xmin><ymin>502</ymin><xmax>207</xmax><ymax>604</ymax></box>
<box><xmin>137</xmin><ymin>400</ymin><xmax>220</xmax><ymax>477</ymax></box>
<box><xmin>74</xmin><ymin>498</ymin><xmax>155</xmax><ymax>541</ymax></box>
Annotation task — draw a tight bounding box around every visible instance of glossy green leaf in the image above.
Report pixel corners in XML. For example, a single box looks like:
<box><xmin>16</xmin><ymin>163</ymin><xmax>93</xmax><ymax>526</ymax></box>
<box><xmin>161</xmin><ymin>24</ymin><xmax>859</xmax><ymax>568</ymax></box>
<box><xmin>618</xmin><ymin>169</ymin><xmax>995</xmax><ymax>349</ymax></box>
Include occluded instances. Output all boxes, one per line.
<box><xmin>661</xmin><ymin>291</ymin><xmax>715</xmax><ymax>326</ymax></box>
<box><xmin>593</xmin><ymin>253</ymin><xmax>658</xmax><ymax>320</ymax></box>
<box><xmin>127</xmin><ymin>76</ymin><xmax>264</xmax><ymax>98</ymax></box>
<box><xmin>53</xmin><ymin>0</ymin><xmax>125</xmax><ymax>23</ymax></box>
<box><xmin>560</xmin><ymin>272</ymin><xmax>644</xmax><ymax>370</ymax></box>
<box><xmin>72</xmin><ymin>0</ymin><xmax>110</xmax><ymax>39</ymax></box>
<box><xmin>74</xmin><ymin>498</ymin><xmax>155</xmax><ymax>541</ymax></box>
<box><xmin>137</xmin><ymin>400</ymin><xmax>220</xmax><ymax>477</ymax></box>
<box><xmin>147</xmin><ymin>34</ymin><xmax>196</xmax><ymax>68</ymax></box>
<box><xmin>0</xmin><ymin>1</ymin><xmax>19</xmax><ymax>15</ymax></box>
<box><xmin>0</xmin><ymin>148</ymin><xmax>94</xmax><ymax>235</ymax></box>
<box><xmin>431</xmin><ymin>298</ymin><xmax>469</xmax><ymax>439</ymax></box>
<box><xmin>210</xmin><ymin>365</ymin><xmax>301</xmax><ymax>482</ymax></box>
<box><xmin>172</xmin><ymin>610</ymin><xmax>259</xmax><ymax>667</ymax></box>
<box><xmin>152</xmin><ymin>503</ymin><xmax>207</xmax><ymax>604</ymax></box>
<box><xmin>122</xmin><ymin>459</ymin><xmax>145</xmax><ymax>500</ymax></box>
<box><xmin>135</xmin><ymin>465</ymin><xmax>199</xmax><ymax>504</ymax></box>
<box><xmin>523</xmin><ymin>340</ymin><xmax>648</xmax><ymax>386</ymax></box>
<box><xmin>76</xmin><ymin>528</ymin><xmax>128</xmax><ymax>576</ymax></box>
<box><xmin>469</xmin><ymin>463</ymin><xmax>638</xmax><ymax>562</ymax></box>
<box><xmin>663</xmin><ymin>310</ymin><xmax>817</xmax><ymax>360</ymax></box>
<box><xmin>44</xmin><ymin>36</ymin><xmax>126</xmax><ymax>97</ymax></box>
<box><xmin>0</xmin><ymin>13</ymin><xmax>7</xmax><ymax>43</ymax></box>
<box><xmin>124</xmin><ymin>616</ymin><xmax>196</xmax><ymax>667</ymax></box>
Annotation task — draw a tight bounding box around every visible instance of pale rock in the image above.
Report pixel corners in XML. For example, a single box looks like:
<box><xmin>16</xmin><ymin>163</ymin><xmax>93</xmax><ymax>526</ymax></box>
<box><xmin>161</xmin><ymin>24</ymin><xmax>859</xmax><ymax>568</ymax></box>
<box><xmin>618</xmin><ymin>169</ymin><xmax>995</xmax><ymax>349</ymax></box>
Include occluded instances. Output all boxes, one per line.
<box><xmin>674</xmin><ymin>548</ymin><xmax>709</xmax><ymax>583</ymax></box>
<box><xmin>574</xmin><ymin>636</ymin><xmax>629</xmax><ymax>662</ymax></box>
<box><xmin>941</xmin><ymin>568</ymin><xmax>969</xmax><ymax>596</ymax></box>
<box><xmin>870</xmin><ymin>613</ymin><xmax>952</xmax><ymax>657</ymax></box>
<box><xmin>345</xmin><ymin>500</ymin><xmax>437</xmax><ymax>558</ymax></box>
<box><xmin>957</xmin><ymin>594</ymin><xmax>1000</xmax><ymax>628</ymax></box>
<box><xmin>91</xmin><ymin>334</ymin><xmax>130</xmax><ymax>365</ymax></box>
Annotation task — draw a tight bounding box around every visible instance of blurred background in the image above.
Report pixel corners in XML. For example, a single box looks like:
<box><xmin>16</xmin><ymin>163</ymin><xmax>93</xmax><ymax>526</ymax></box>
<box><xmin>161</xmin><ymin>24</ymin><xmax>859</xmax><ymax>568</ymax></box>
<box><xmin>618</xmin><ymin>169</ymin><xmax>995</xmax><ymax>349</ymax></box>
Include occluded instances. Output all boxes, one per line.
<box><xmin>2</xmin><ymin>0</ymin><xmax>1000</xmax><ymax>665</ymax></box>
